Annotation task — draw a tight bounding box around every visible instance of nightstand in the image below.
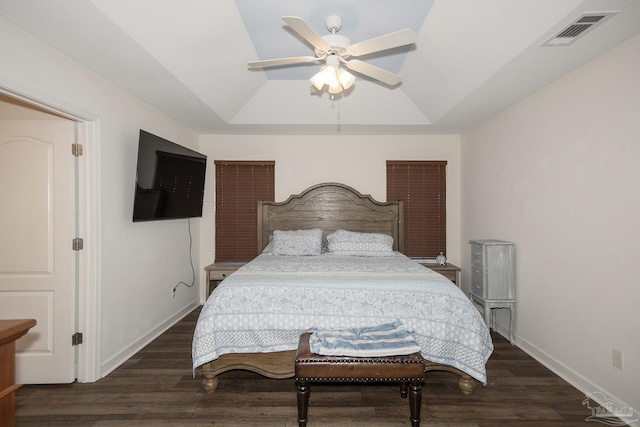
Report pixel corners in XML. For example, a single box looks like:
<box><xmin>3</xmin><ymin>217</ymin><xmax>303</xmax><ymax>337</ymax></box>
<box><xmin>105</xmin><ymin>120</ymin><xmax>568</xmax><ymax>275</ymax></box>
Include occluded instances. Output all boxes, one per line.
<box><xmin>204</xmin><ymin>262</ymin><xmax>246</xmax><ymax>296</ymax></box>
<box><xmin>421</xmin><ymin>263</ymin><xmax>461</xmax><ymax>287</ymax></box>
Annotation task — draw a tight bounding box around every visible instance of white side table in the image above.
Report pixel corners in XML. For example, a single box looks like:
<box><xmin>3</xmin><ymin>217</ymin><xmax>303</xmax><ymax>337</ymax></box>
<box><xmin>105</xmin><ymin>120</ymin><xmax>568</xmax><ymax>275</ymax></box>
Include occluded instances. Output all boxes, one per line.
<box><xmin>469</xmin><ymin>240</ymin><xmax>516</xmax><ymax>344</ymax></box>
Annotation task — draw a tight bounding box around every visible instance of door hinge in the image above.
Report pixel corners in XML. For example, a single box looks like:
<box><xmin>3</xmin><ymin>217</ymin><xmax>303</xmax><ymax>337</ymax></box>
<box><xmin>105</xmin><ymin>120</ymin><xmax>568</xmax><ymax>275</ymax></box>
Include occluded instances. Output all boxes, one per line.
<box><xmin>72</xmin><ymin>143</ymin><xmax>83</xmax><ymax>157</ymax></box>
<box><xmin>72</xmin><ymin>332</ymin><xmax>83</xmax><ymax>346</ymax></box>
<box><xmin>72</xmin><ymin>238</ymin><xmax>84</xmax><ymax>251</ymax></box>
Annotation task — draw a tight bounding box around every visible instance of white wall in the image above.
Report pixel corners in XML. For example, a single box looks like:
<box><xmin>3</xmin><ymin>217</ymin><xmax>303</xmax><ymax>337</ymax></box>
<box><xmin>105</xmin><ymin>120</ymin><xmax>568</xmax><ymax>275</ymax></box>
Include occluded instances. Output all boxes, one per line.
<box><xmin>0</xmin><ymin>17</ymin><xmax>201</xmax><ymax>378</ymax></box>
<box><xmin>462</xmin><ymin>34</ymin><xmax>640</xmax><ymax>417</ymax></box>
<box><xmin>198</xmin><ymin>134</ymin><xmax>461</xmax><ymax>300</ymax></box>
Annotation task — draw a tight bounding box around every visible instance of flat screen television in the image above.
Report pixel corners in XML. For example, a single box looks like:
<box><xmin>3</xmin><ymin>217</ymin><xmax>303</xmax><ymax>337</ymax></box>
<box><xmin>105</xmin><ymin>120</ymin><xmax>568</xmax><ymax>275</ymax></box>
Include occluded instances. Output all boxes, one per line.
<box><xmin>133</xmin><ymin>130</ymin><xmax>207</xmax><ymax>222</ymax></box>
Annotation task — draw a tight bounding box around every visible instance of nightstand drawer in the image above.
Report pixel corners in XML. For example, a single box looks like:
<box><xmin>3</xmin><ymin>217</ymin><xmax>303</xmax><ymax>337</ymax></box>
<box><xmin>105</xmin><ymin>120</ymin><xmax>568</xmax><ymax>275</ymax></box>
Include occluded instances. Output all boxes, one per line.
<box><xmin>204</xmin><ymin>262</ymin><xmax>246</xmax><ymax>296</ymax></box>
<box><xmin>208</xmin><ymin>270</ymin><xmax>236</xmax><ymax>281</ymax></box>
<box><xmin>436</xmin><ymin>269</ymin><xmax>457</xmax><ymax>283</ymax></box>
<box><xmin>421</xmin><ymin>263</ymin><xmax>461</xmax><ymax>287</ymax></box>
<box><xmin>471</xmin><ymin>264</ymin><xmax>484</xmax><ymax>296</ymax></box>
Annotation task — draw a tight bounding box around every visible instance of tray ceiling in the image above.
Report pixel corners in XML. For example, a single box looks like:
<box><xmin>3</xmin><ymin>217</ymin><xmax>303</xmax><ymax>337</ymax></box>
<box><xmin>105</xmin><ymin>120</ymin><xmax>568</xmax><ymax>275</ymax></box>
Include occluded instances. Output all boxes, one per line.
<box><xmin>1</xmin><ymin>0</ymin><xmax>639</xmax><ymax>134</ymax></box>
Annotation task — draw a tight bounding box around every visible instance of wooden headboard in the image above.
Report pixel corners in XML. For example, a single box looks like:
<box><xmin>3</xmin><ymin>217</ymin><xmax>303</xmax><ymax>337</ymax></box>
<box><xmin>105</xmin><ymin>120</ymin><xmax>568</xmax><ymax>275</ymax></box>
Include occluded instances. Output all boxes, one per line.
<box><xmin>257</xmin><ymin>182</ymin><xmax>404</xmax><ymax>253</ymax></box>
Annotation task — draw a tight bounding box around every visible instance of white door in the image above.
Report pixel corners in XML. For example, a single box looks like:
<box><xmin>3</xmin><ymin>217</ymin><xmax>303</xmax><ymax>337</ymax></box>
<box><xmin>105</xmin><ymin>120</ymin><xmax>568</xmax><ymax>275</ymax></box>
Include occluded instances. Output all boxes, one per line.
<box><xmin>0</xmin><ymin>119</ymin><xmax>76</xmax><ymax>384</ymax></box>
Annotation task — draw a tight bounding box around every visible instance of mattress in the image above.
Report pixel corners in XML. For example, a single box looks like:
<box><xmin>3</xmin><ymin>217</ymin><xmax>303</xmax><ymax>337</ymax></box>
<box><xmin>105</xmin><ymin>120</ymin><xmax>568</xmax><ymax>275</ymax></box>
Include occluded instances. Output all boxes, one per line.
<box><xmin>192</xmin><ymin>252</ymin><xmax>493</xmax><ymax>384</ymax></box>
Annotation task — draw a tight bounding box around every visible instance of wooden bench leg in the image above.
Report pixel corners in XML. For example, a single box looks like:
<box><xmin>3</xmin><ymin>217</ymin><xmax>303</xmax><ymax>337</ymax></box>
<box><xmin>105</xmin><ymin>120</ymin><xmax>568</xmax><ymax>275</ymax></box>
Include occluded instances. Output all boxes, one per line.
<box><xmin>296</xmin><ymin>381</ymin><xmax>310</xmax><ymax>427</ymax></box>
<box><xmin>409</xmin><ymin>380</ymin><xmax>422</xmax><ymax>427</ymax></box>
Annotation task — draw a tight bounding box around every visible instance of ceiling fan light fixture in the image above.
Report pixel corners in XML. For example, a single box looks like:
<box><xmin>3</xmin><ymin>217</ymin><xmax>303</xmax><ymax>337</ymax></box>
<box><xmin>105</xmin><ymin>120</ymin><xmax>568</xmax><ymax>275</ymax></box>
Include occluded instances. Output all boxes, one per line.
<box><xmin>324</xmin><ymin>64</ymin><xmax>338</xmax><ymax>84</ymax></box>
<box><xmin>337</xmin><ymin>68</ymin><xmax>355</xmax><ymax>90</ymax></box>
<box><xmin>328</xmin><ymin>79</ymin><xmax>342</xmax><ymax>94</ymax></box>
<box><xmin>310</xmin><ymin>63</ymin><xmax>341</xmax><ymax>92</ymax></box>
<box><xmin>310</xmin><ymin>66</ymin><xmax>328</xmax><ymax>90</ymax></box>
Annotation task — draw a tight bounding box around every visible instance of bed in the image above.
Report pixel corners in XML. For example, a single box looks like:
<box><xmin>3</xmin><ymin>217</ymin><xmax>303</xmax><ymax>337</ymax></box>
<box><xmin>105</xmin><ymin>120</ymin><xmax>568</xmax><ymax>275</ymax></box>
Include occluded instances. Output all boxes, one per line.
<box><xmin>193</xmin><ymin>182</ymin><xmax>493</xmax><ymax>394</ymax></box>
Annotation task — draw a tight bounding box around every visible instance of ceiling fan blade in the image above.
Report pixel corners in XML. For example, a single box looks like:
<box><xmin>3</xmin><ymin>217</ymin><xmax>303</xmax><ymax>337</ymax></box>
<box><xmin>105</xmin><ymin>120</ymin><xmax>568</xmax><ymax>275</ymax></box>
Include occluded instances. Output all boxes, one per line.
<box><xmin>346</xmin><ymin>59</ymin><xmax>403</xmax><ymax>86</ymax></box>
<box><xmin>248</xmin><ymin>56</ymin><xmax>319</xmax><ymax>68</ymax></box>
<box><xmin>348</xmin><ymin>29</ymin><xmax>416</xmax><ymax>57</ymax></box>
<box><xmin>282</xmin><ymin>16</ymin><xmax>331</xmax><ymax>52</ymax></box>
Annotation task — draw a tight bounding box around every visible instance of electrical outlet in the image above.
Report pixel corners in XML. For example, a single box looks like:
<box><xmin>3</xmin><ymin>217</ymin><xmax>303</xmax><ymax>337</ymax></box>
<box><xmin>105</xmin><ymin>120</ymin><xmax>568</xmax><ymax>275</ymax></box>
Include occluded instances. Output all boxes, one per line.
<box><xmin>613</xmin><ymin>348</ymin><xmax>623</xmax><ymax>369</ymax></box>
<box><xmin>171</xmin><ymin>288</ymin><xmax>176</xmax><ymax>298</ymax></box>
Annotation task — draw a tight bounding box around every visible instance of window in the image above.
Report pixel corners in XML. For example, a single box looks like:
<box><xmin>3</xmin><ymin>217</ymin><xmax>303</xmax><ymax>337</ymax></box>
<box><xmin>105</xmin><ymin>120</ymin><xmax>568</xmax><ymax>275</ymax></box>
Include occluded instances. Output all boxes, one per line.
<box><xmin>215</xmin><ymin>161</ymin><xmax>275</xmax><ymax>262</ymax></box>
<box><xmin>386</xmin><ymin>161</ymin><xmax>447</xmax><ymax>258</ymax></box>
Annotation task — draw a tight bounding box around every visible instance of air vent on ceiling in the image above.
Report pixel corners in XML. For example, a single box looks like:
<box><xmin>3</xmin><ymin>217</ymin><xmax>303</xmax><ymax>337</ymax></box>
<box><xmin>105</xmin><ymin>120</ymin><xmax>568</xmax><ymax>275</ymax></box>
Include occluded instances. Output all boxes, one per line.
<box><xmin>542</xmin><ymin>12</ymin><xmax>617</xmax><ymax>47</ymax></box>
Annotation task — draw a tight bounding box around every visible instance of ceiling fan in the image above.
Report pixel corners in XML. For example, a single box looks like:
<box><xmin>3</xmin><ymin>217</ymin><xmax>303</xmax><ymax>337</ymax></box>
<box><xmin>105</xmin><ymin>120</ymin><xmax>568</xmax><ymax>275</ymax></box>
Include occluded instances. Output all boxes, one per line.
<box><xmin>247</xmin><ymin>15</ymin><xmax>417</xmax><ymax>94</ymax></box>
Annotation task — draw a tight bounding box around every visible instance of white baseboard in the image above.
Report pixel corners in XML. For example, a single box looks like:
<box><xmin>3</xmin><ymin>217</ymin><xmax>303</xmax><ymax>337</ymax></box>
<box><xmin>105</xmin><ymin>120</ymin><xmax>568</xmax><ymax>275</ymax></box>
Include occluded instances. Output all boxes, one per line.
<box><xmin>494</xmin><ymin>321</ymin><xmax>639</xmax><ymax>427</ymax></box>
<box><xmin>100</xmin><ymin>300</ymin><xmax>201</xmax><ymax>378</ymax></box>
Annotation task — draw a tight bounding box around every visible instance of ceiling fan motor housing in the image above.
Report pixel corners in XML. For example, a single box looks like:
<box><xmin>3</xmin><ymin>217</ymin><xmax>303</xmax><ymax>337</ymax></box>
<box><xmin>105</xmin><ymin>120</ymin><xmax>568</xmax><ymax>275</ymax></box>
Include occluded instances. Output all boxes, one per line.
<box><xmin>318</xmin><ymin>34</ymin><xmax>351</xmax><ymax>57</ymax></box>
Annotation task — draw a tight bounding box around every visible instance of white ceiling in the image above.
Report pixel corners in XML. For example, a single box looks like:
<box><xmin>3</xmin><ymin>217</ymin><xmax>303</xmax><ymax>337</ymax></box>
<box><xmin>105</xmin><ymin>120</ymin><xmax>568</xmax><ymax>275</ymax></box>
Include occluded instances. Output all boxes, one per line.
<box><xmin>1</xmin><ymin>0</ymin><xmax>639</xmax><ymax>135</ymax></box>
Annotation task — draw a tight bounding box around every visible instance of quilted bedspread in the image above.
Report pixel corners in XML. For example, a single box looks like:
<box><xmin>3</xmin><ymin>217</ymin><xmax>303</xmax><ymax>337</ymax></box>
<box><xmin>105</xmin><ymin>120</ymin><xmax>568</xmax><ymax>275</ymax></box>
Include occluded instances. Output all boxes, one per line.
<box><xmin>192</xmin><ymin>253</ymin><xmax>494</xmax><ymax>384</ymax></box>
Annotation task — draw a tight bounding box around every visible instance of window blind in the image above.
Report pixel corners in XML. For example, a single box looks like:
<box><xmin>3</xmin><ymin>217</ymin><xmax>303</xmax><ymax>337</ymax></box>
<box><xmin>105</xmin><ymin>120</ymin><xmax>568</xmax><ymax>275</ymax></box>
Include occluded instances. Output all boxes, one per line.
<box><xmin>215</xmin><ymin>161</ymin><xmax>275</xmax><ymax>262</ymax></box>
<box><xmin>386</xmin><ymin>161</ymin><xmax>447</xmax><ymax>258</ymax></box>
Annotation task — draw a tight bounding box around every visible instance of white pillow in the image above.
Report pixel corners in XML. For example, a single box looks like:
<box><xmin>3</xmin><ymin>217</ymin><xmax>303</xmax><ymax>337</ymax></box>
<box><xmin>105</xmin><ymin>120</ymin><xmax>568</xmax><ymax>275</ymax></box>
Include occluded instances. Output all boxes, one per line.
<box><xmin>271</xmin><ymin>229</ymin><xmax>323</xmax><ymax>256</ymax></box>
<box><xmin>326</xmin><ymin>229</ymin><xmax>395</xmax><ymax>256</ymax></box>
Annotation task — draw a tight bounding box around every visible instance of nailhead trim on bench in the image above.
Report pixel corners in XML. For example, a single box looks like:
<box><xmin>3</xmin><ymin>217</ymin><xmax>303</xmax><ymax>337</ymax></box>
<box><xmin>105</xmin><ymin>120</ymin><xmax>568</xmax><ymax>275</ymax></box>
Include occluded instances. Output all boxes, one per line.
<box><xmin>296</xmin><ymin>358</ymin><xmax>424</xmax><ymax>364</ymax></box>
<box><xmin>295</xmin><ymin>376</ymin><xmax>423</xmax><ymax>382</ymax></box>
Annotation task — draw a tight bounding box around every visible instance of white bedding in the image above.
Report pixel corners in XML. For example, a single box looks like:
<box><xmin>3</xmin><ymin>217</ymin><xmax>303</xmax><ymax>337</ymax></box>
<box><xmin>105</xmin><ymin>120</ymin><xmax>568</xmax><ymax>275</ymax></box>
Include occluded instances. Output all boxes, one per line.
<box><xmin>192</xmin><ymin>252</ymin><xmax>494</xmax><ymax>384</ymax></box>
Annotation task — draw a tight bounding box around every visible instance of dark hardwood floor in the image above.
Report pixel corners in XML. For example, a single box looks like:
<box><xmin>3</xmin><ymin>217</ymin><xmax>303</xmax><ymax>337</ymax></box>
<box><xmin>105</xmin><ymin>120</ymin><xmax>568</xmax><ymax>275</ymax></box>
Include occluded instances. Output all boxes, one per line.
<box><xmin>15</xmin><ymin>307</ymin><xmax>603</xmax><ymax>426</ymax></box>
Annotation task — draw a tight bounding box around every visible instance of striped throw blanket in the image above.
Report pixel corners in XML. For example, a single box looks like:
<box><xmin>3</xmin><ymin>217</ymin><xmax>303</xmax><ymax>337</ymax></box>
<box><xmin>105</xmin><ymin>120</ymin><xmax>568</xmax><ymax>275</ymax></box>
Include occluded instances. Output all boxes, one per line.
<box><xmin>309</xmin><ymin>321</ymin><xmax>421</xmax><ymax>357</ymax></box>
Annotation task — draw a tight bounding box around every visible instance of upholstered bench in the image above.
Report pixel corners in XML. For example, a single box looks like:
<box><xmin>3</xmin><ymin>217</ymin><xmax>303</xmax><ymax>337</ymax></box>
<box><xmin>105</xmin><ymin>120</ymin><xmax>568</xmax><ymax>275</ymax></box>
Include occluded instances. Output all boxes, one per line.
<box><xmin>294</xmin><ymin>332</ymin><xmax>425</xmax><ymax>427</ymax></box>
